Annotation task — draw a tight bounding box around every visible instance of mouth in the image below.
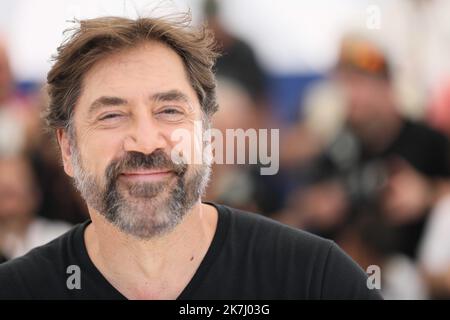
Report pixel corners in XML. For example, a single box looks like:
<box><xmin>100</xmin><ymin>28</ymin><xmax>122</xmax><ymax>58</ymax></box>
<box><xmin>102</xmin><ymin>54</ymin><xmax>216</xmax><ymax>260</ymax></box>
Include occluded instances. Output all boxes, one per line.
<box><xmin>119</xmin><ymin>169</ymin><xmax>174</xmax><ymax>182</ymax></box>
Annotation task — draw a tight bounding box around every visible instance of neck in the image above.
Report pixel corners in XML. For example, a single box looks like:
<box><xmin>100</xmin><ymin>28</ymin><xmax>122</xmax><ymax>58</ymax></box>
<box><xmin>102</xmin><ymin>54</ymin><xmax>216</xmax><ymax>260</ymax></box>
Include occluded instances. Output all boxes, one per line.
<box><xmin>84</xmin><ymin>201</ymin><xmax>218</xmax><ymax>299</ymax></box>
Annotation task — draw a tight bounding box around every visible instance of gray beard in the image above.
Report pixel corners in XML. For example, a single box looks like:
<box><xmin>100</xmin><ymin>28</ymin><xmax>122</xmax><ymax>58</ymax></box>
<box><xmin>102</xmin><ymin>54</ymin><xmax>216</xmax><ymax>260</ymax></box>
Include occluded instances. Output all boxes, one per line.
<box><xmin>70</xmin><ymin>146</ymin><xmax>211</xmax><ymax>239</ymax></box>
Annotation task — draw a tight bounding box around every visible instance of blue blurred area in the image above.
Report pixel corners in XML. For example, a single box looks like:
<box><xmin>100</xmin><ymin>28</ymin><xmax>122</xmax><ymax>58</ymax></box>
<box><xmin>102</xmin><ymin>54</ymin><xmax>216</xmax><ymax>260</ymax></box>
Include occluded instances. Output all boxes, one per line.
<box><xmin>267</xmin><ymin>73</ymin><xmax>324</xmax><ymax>123</ymax></box>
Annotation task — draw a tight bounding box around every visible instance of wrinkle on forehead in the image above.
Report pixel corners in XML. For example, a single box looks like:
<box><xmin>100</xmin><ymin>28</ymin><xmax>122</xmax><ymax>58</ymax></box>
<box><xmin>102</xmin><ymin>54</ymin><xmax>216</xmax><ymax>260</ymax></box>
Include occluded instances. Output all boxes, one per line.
<box><xmin>76</xmin><ymin>41</ymin><xmax>200</xmax><ymax>117</ymax></box>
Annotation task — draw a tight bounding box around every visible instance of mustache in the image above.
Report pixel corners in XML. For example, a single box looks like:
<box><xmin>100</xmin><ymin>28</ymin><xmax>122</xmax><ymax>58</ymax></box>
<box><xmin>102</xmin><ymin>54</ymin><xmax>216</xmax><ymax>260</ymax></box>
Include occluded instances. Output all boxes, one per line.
<box><xmin>105</xmin><ymin>150</ymin><xmax>187</xmax><ymax>181</ymax></box>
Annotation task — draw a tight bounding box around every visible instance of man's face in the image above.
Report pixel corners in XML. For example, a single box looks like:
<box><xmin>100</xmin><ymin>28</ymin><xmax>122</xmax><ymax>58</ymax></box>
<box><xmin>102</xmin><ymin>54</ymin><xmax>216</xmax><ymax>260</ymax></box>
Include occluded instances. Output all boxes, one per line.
<box><xmin>58</xmin><ymin>42</ymin><xmax>211</xmax><ymax>239</ymax></box>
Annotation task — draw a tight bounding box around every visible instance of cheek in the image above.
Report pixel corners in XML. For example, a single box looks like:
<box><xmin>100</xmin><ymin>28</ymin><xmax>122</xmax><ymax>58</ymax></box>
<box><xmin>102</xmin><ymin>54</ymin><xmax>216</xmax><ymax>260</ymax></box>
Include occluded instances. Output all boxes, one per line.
<box><xmin>78</xmin><ymin>132</ymin><xmax>124</xmax><ymax>175</ymax></box>
<box><xmin>166</xmin><ymin>124</ymin><xmax>205</xmax><ymax>164</ymax></box>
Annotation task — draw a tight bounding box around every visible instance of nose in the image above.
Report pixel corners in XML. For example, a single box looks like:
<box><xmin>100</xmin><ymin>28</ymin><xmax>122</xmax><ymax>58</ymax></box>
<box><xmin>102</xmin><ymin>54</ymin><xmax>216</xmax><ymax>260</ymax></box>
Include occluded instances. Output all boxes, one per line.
<box><xmin>123</xmin><ymin>115</ymin><xmax>168</xmax><ymax>155</ymax></box>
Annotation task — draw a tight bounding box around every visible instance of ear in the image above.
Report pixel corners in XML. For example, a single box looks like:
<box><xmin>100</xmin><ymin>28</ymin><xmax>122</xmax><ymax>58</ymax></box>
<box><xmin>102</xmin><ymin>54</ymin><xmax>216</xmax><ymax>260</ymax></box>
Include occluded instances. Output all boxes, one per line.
<box><xmin>56</xmin><ymin>128</ymin><xmax>74</xmax><ymax>177</ymax></box>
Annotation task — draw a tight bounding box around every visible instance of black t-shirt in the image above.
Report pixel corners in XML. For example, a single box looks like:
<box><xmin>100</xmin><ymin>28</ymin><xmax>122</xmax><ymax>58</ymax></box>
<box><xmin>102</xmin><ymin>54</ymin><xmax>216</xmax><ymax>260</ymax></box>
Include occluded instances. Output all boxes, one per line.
<box><xmin>0</xmin><ymin>203</ymin><xmax>382</xmax><ymax>299</ymax></box>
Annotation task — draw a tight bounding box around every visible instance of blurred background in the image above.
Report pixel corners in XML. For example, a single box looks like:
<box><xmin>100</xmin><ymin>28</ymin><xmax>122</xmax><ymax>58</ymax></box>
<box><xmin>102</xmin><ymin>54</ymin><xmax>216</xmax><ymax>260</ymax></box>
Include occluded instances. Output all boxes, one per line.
<box><xmin>2</xmin><ymin>0</ymin><xmax>450</xmax><ymax>299</ymax></box>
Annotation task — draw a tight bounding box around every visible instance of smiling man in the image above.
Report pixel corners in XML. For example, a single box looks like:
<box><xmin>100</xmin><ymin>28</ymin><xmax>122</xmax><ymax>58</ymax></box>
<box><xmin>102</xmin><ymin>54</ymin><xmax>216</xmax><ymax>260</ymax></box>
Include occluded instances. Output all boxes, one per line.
<box><xmin>0</xmin><ymin>15</ymin><xmax>381</xmax><ymax>299</ymax></box>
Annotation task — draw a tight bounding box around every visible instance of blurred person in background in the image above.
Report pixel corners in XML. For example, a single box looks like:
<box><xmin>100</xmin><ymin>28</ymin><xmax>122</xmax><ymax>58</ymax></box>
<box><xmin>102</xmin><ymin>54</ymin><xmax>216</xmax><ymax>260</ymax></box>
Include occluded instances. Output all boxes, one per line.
<box><xmin>330</xmin><ymin>35</ymin><xmax>450</xmax><ymax>259</ymax></box>
<box><xmin>0</xmin><ymin>153</ymin><xmax>71</xmax><ymax>263</ymax></box>
<box><xmin>298</xmin><ymin>35</ymin><xmax>450</xmax><ymax>256</ymax></box>
<box><xmin>277</xmin><ymin>35</ymin><xmax>450</xmax><ymax>299</ymax></box>
<box><xmin>0</xmin><ymin>40</ymin><xmax>78</xmax><ymax>261</ymax></box>
<box><xmin>0</xmin><ymin>36</ymin><xmax>41</xmax><ymax>150</ymax></box>
<box><xmin>418</xmin><ymin>182</ymin><xmax>450</xmax><ymax>299</ymax></box>
<box><xmin>202</xmin><ymin>0</ymin><xmax>279</xmax><ymax>214</ymax></box>
<box><xmin>0</xmin><ymin>37</ymin><xmax>15</xmax><ymax>108</ymax></box>
<box><xmin>418</xmin><ymin>77</ymin><xmax>450</xmax><ymax>298</ymax></box>
<box><xmin>427</xmin><ymin>78</ymin><xmax>450</xmax><ymax>139</ymax></box>
<box><xmin>203</xmin><ymin>0</ymin><xmax>266</xmax><ymax>106</ymax></box>
<box><xmin>1</xmin><ymin>33</ymin><xmax>88</xmax><ymax>226</ymax></box>
<box><xmin>203</xmin><ymin>78</ymin><xmax>259</xmax><ymax>211</ymax></box>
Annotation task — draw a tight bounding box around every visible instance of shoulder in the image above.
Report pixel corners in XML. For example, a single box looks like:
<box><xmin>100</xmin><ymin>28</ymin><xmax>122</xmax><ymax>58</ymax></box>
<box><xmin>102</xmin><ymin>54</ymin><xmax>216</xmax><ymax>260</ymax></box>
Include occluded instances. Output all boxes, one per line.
<box><xmin>218</xmin><ymin>204</ymin><xmax>337</xmax><ymax>278</ymax></box>
<box><xmin>221</xmin><ymin>204</ymin><xmax>334</xmax><ymax>254</ymax></box>
<box><xmin>0</xmin><ymin>222</ymin><xmax>85</xmax><ymax>299</ymax></box>
<box><xmin>217</xmin><ymin>204</ymin><xmax>383</xmax><ymax>299</ymax></box>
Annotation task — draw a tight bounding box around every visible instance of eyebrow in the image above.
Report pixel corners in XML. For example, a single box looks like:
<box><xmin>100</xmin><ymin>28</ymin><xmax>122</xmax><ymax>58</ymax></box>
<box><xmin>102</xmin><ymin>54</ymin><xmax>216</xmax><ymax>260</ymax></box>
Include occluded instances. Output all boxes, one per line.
<box><xmin>151</xmin><ymin>89</ymin><xmax>191</xmax><ymax>104</ymax></box>
<box><xmin>88</xmin><ymin>96</ymin><xmax>128</xmax><ymax>116</ymax></box>
<box><xmin>87</xmin><ymin>90</ymin><xmax>191</xmax><ymax>116</ymax></box>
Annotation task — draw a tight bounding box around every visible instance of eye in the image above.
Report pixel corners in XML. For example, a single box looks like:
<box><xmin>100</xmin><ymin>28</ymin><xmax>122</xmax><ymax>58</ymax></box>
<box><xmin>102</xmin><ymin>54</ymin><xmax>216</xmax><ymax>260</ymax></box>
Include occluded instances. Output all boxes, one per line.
<box><xmin>98</xmin><ymin>113</ymin><xmax>123</xmax><ymax>121</ymax></box>
<box><xmin>156</xmin><ymin>107</ymin><xmax>185</xmax><ymax>122</ymax></box>
<box><xmin>161</xmin><ymin>108</ymin><xmax>182</xmax><ymax>115</ymax></box>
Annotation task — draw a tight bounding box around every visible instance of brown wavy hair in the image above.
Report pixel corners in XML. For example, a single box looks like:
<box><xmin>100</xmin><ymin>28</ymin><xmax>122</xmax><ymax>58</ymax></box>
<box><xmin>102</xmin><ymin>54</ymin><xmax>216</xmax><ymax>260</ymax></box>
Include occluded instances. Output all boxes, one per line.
<box><xmin>44</xmin><ymin>14</ymin><xmax>219</xmax><ymax>134</ymax></box>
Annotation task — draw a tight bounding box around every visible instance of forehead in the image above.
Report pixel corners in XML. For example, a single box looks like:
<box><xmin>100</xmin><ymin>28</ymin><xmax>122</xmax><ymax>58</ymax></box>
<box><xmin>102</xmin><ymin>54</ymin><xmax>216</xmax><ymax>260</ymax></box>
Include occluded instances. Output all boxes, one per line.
<box><xmin>78</xmin><ymin>41</ymin><xmax>198</xmax><ymax>109</ymax></box>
